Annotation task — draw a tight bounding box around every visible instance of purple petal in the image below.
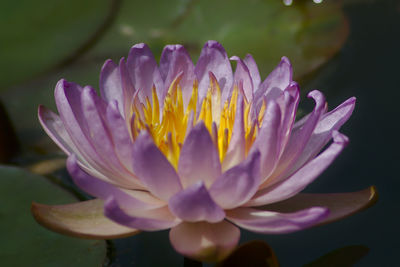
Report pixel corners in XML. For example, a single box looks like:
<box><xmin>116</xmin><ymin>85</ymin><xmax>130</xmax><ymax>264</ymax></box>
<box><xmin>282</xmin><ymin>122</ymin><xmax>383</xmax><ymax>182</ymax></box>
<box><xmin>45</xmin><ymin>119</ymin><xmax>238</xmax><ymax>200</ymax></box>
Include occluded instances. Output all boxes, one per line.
<box><xmin>169</xmin><ymin>182</ymin><xmax>225</xmax><ymax>223</ymax></box>
<box><xmin>210</xmin><ymin>151</ymin><xmax>261</xmax><ymax>209</ymax></box>
<box><xmin>253</xmin><ymin>57</ymin><xmax>292</xmax><ymax>112</ymax></box>
<box><xmin>99</xmin><ymin>60</ymin><xmax>123</xmax><ymax>112</ymax></box>
<box><xmin>159</xmin><ymin>44</ymin><xmax>195</xmax><ymax>105</ymax></box>
<box><xmin>243</xmin><ymin>54</ymin><xmax>261</xmax><ymax>90</ymax></box>
<box><xmin>246</xmin><ymin>131</ymin><xmax>349</xmax><ymax>206</ymax></box>
<box><xmin>266</xmin><ymin>90</ymin><xmax>326</xmax><ymax>185</ymax></box>
<box><xmin>169</xmin><ymin>221</ymin><xmax>240</xmax><ymax>262</ymax></box>
<box><xmin>105</xmin><ymin>100</ymin><xmax>134</xmax><ymax>171</ymax></box>
<box><xmin>104</xmin><ymin>197</ymin><xmax>179</xmax><ymax>231</ymax></box>
<box><xmin>222</xmin><ymin>96</ymin><xmax>245</xmax><ymax>171</ymax></box>
<box><xmin>285</xmin><ymin>97</ymin><xmax>356</xmax><ymax>177</ymax></box>
<box><xmin>231</xmin><ymin>56</ymin><xmax>254</xmax><ymax>102</ymax></box>
<box><xmin>227</xmin><ymin>206</ymin><xmax>329</xmax><ymax>234</ymax></box>
<box><xmin>256</xmin><ymin>56</ymin><xmax>292</xmax><ymax>97</ymax></box>
<box><xmin>132</xmin><ymin>132</ymin><xmax>183</xmax><ymax>201</ymax></box>
<box><xmin>118</xmin><ymin>58</ymin><xmax>136</xmax><ymax>119</ymax></box>
<box><xmin>38</xmin><ymin>105</ymin><xmax>78</xmax><ymax>157</ymax></box>
<box><xmin>81</xmin><ymin>86</ymin><xmax>130</xmax><ymax>177</ymax></box>
<box><xmin>274</xmin><ymin>82</ymin><xmax>300</xmax><ymax>155</ymax></box>
<box><xmin>67</xmin><ymin>155</ymin><xmax>158</xmax><ymax>209</ymax></box>
<box><xmin>257</xmin><ymin>186</ymin><xmax>377</xmax><ymax>227</ymax></box>
<box><xmin>55</xmin><ymin>80</ymin><xmax>112</xmax><ymax>175</ymax></box>
<box><xmin>195</xmin><ymin>41</ymin><xmax>233</xmax><ymax>102</ymax></box>
<box><xmin>178</xmin><ymin>122</ymin><xmax>221</xmax><ymax>188</ymax></box>
<box><xmin>127</xmin><ymin>43</ymin><xmax>163</xmax><ymax>103</ymax></box>
<box><xmin>249</xmin><ymin>100</ymin><xmax>282</xmax><ymax>180</ymax></box>
<box><xmin>31</xmin><ymin>199</ymin><xmax>140</xmax><ymax>239</ymax></box>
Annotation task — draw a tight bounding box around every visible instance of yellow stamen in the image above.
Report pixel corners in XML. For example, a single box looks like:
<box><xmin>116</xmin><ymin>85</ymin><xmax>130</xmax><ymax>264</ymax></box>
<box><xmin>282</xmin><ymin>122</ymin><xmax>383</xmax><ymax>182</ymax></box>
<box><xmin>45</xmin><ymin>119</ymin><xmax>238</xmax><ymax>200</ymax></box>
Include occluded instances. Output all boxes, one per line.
<box><xmin>131</xmin><ymin>76</ymin><xmax>263</xmax><ymax>168</ymax></box>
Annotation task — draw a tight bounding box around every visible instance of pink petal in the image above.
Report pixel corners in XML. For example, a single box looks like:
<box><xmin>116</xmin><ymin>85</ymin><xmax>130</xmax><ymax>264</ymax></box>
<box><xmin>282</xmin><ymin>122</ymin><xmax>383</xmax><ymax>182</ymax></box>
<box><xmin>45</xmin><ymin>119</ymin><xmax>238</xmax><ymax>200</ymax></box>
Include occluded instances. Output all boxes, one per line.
<box><xmin>243</xmin><ymin>54</ymin><xmax>261</xmax><ymax>90</ymax></box>
<box><xmin>31</xmin><ymin>199</ymin><xmax>139</xmax><ymax>239</ymax></box>
<box><xmin>227</xmin><ymin>206</ymin><xmax>329</xmax><ymax>234</ymax></box>
<box><xmin>257</xmin><ymin>186</ymin><xmax>378</xmax><ymax>227</ymax></box>
<box><xmin>247</xmin><ymin>131</ymin><xmax>349</xmax><ymax>206</ymax></box>
<box><xmin>104</xmin><ymin>197</ymin><xmax>179</xmax><ymax>231</ymax></box>
<box><xmin>169</xmin><ymin>221</ymin><xmax>240</xmax><ymax>262</ymax></box>
<box><xmin>231</xmin><ymin>56</ymin><xmax>254</xmax><ymax>102</ymax></box>
<box><xmin>126</xmin><ymin>43</ymin><xmax>163</xmax><ymax>103</ymax></box>
<box><xmin>169</xmin><ymin>182</ymin><xmax>225</xmax><ymax>223</ymax></box>
<box><xmin>210</xmin><ymin>151</ymin><xmax>261</xmax><ymax>209</ymax></box>
<box><xmin>178</xmin><ymin>123</ymin><xmax>221</xmax><ymax>188</ymax></box>
<box><xmin>132</xmin><ymin>132</ymin><xmax>183</xmax><ymax>201</ymax></box>
<box><xmin>195</xmin><ymin>41</ymin><xmax>233</xmax><ymax>102</ymax></box>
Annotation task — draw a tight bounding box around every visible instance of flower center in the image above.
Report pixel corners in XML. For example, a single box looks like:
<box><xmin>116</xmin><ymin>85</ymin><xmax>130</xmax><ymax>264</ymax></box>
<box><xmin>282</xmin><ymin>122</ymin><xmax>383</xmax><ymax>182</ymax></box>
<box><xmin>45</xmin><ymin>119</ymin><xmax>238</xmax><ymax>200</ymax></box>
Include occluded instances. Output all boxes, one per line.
<box><xmin>130</xmin><ymin>75</ymin><xmax>266</xmax><ymax>169</ymax></box>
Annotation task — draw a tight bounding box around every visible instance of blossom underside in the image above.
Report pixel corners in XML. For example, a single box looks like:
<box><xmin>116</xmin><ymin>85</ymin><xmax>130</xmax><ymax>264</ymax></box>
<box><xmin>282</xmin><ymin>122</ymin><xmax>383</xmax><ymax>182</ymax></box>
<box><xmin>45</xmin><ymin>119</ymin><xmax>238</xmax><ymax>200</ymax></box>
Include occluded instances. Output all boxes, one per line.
<box><xmin>132</xmin><ymin>76</ymin><xmax>264</xmax><ymax>168</ymax></box>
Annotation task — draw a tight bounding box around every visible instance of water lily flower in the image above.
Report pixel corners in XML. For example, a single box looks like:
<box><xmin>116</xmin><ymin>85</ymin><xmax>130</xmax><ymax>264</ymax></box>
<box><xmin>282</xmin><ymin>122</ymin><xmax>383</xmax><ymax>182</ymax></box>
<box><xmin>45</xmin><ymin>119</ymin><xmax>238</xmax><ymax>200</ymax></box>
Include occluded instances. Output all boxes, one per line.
<box><xmin>32</xmin><ymin>41</ymin><xmax>376</xmax><ymax>262</ymax></box>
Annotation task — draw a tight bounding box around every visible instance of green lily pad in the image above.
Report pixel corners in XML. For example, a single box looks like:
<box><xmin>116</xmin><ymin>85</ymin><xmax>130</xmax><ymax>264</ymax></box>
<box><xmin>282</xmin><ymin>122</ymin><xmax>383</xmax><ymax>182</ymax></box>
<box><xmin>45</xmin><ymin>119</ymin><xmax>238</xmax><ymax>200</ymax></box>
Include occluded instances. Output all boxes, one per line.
<box><xmin>0</xmin><ymin>165</ymin><xmax>106</xmax><ymax>266</ymax></box>
<box><xmin>0</xmin><ymin>0</ymin><xmax>110</xmax><ymax>90</ymax></box>
<box><xmin>91</xmin><ymin>0</ymin><xmax>348</xmax><ymax>78</ymax></box>
<box><xmin>0</xmin><ymin>0</ymin><xmax>348</xmax><ymax>157</ymax></box>
<box><xmin>0</xmin><ymin>59</ymin><xmax>102</xmax><ymax>155</ymax></box>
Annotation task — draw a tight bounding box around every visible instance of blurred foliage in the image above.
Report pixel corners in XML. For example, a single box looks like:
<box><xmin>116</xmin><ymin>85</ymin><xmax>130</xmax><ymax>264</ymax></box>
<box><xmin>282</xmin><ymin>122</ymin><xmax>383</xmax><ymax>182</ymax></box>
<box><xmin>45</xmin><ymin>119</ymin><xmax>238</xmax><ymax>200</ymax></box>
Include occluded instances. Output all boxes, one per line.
<box><xmin>91</xmin><ymin>0</ymin><xmax>348</xmax><ymax>78</ymax></box>
<box><xmin>0</xmin><ymin>0</ymin><xmax>113</xmax><ymax>90</ymax></box>
<box><xmin>0</xmin><ymin>100</ymin><xmax>19</xmax><ymax>162</ymax></box>
<box><xmin>0</xmin><ymin>166</ymin><xmax>106</xmax><ymax>266</ymax></box>
<box><xmin>0</xmin><ymin>0</ymin><xmax>348</xmax><ymax>157</ymax></box>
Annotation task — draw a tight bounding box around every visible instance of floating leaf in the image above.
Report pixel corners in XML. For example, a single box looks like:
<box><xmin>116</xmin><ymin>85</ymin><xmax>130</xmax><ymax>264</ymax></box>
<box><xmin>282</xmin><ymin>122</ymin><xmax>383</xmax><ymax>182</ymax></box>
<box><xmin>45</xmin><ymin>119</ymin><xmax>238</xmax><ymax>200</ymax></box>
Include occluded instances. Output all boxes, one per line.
<box><xmin>91</xmin><ymin>0</ymin><xmax>348</xmax><ymax>78</ymax></box>
<box><xmin>0</xmin><ymin>100</ymin><xmax>19</xmax><ymax>162</ymax></box>
<box><xmin>0</xmin><ymin>166</ymin><xmax>106</xmax><ymax>266</ymax></box>
<box><xmin>0</xmin><ymin>60</ymin><xmax>102</xmax><ymax>155</ymax></box>
<box><xmin>0</xmin><ymin>0</ymin><xmax>113</xmax><ymax>89</ymax></box>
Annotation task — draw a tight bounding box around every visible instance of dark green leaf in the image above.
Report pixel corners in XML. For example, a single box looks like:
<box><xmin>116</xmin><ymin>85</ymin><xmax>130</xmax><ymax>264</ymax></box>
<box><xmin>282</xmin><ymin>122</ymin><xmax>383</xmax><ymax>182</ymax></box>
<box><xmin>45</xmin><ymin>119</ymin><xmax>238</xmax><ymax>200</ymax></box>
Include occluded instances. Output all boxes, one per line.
<box><xmin>0</xmin><ymin>0</ymin><xmax>112</xmax><ymax>89</ymax></box>
<box><xmin>0</xmin><ymin>166</ymin><xmax>106</xmax><ymax>266</ymax></box>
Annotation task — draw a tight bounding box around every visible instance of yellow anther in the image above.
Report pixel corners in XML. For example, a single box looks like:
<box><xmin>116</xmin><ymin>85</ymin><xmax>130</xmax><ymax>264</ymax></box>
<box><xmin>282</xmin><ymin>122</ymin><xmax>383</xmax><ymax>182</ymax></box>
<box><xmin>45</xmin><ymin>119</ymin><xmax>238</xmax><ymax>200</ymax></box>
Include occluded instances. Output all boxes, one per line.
<box><xmin>258</xmin><ymin>99</ymin><xmax>266</xmax><ymax>126</ymax></box>
<box><xmin>130</xmin><ymin>76</ymin><xmax>260</xmax><ymax>166</ymax></box>
<box><xmin>151</xmin><ymin>86</ymin><xmax>160</xmax><ymax>124</ymax></box>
